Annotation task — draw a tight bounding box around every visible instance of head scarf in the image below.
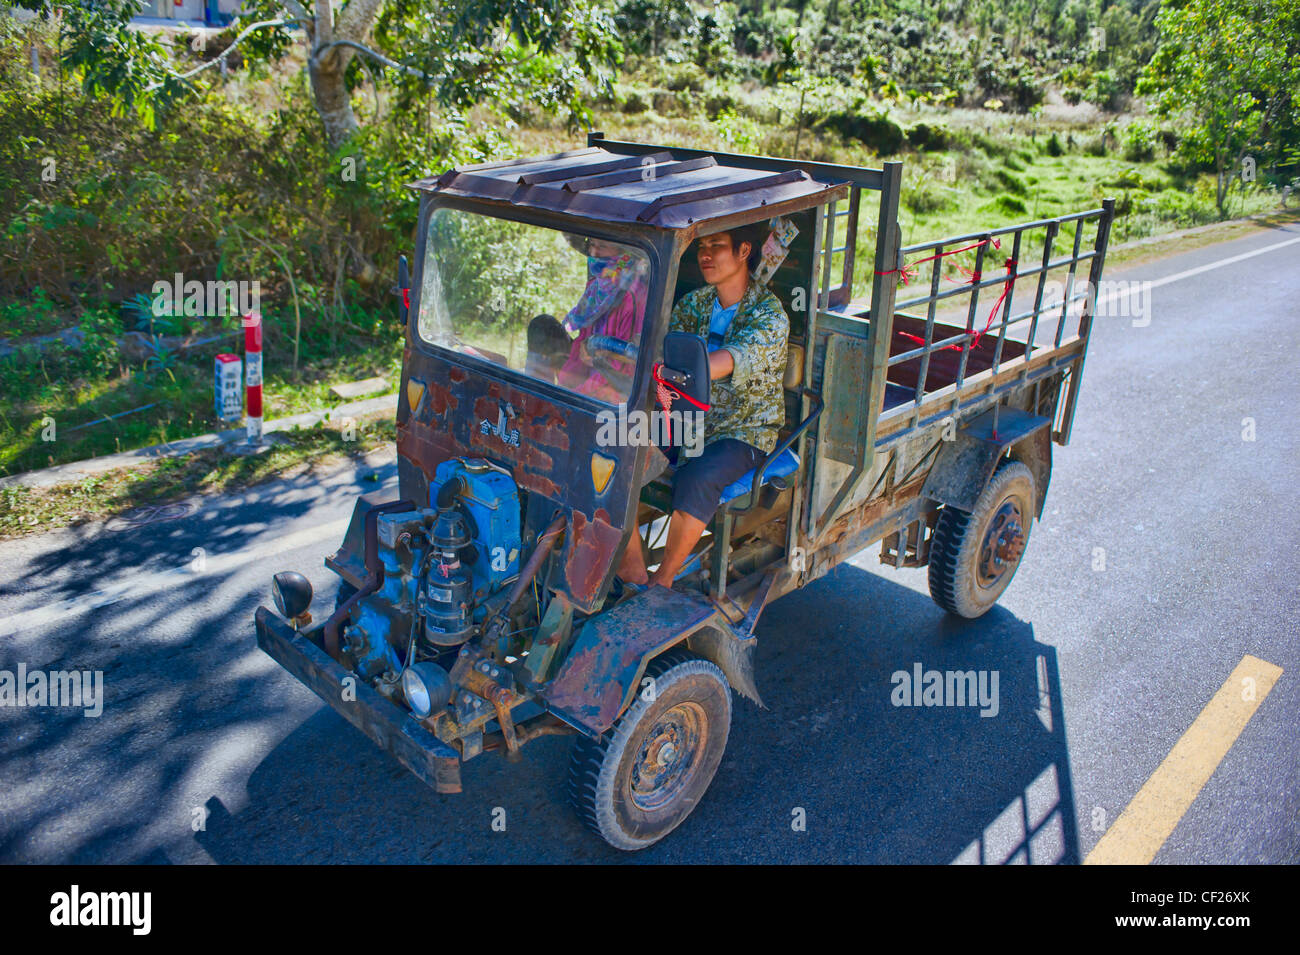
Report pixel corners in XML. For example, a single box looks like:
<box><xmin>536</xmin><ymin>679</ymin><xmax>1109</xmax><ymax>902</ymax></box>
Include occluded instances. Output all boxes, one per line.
<box><xmin>563</xmin><ymin>251</ymin><xmax>647</xmax><ymax>334</ymax></box>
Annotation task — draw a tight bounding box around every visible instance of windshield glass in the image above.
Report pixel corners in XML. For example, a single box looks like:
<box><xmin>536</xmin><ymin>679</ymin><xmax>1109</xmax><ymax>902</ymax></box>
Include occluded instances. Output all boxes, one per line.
<box><xmin>418</xmin><ymin>207</ymin><xmax>650</xmax><ymax>404</ymax></box>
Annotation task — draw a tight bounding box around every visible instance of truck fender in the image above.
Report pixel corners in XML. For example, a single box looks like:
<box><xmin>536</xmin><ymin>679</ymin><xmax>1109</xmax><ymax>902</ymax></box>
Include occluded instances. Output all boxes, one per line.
<box><xmin>542</xmin><ymin>586</ymin><xmax>744</xmax><ymax>737</ymax></box>
<box><xmin>922</xmin><ymin>407</ymin><xmax>1051</xmax><ymax>514</ymax></box>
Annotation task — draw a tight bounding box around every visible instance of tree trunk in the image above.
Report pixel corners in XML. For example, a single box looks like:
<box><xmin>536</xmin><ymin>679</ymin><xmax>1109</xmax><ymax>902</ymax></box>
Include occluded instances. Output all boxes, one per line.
<box><xmin>309</xmin><ymin>46</ymin><xmax>359</xmax><ymax>151</ymax></box>
<box><xmin>299</xmin><ymin>0</ymin><xmax>388</xmax><ymax>150</ymax></box>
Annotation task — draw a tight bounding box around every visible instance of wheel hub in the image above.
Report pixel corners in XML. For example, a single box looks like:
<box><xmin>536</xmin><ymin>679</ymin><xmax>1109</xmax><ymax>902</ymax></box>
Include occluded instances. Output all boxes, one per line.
<box><xmin>977</xmin><ymin>501</ymin><xmax>1026</xmax><ymax>588</ymax></box>
<box><xmin>628</xmin><ymin>702</ymin><xmax>706</xmax><ymax>812</ymax></box>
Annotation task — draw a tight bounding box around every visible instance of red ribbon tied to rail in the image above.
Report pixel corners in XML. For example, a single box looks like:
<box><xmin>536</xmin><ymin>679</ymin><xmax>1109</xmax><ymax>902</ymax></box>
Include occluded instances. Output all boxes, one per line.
<box><xmin>652</xmin><ymin>361</ymin><xmax>710</xmax><ymax>448</ymax></box>
<box><xmin>897</xmin><ymin>257</ymin><xmax>1019</xmax><ymax>354</ymax></box>
<box><xmin>875</xmin><ymin>236</ymin><xmax>1001</xmax><ymax>288</ymax></box>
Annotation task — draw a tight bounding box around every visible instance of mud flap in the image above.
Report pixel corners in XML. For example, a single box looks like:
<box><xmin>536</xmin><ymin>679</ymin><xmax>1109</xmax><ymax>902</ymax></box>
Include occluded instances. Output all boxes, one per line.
<box><xmin>687</xmin><ymin>623</ymin><xmax>763</xmax><ymax>708</ymax></box>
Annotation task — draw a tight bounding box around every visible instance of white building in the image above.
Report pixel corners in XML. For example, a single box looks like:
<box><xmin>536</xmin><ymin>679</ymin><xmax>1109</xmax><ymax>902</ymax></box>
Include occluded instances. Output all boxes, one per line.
<box><xmin>136</xmin><ymin>0</ymin><xmax>246</xmax><ymax>28</ymax></box>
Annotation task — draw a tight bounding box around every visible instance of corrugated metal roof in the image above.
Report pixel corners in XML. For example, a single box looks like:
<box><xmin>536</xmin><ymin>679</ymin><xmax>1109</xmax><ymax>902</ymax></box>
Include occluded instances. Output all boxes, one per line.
<box><xmin>408</xmin><ymin>146</ymin><xmax>845</xmax><ymax>229</ymax></box>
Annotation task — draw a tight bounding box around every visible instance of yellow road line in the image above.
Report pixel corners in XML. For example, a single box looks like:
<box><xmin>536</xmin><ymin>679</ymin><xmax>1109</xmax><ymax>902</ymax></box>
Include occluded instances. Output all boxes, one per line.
<box><xmin>1085</xmin><ymin>653</ymin><xmax>1283</xmax><ymax>865</ymax></box>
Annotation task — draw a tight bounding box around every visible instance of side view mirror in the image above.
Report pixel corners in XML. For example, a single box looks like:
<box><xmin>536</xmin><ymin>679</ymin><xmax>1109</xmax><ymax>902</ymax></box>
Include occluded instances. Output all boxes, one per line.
<box><xmin>661</xmin><ymin>331</ymin><xmax>710</xmax><ymax>409</ymax></box>
<box><xmin>397</xmin><ymin>254</ymin><xmax>410</xmax><ymax>321</ymax></box>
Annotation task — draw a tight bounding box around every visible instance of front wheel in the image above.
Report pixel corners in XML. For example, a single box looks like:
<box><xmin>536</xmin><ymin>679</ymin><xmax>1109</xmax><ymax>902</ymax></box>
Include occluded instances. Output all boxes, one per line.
<box><xmin>568</xmin><ymin>650</ymin><xmax>731</xmax><ymax>851</ymax></box>
<box><xmin>928</xmin><ymin>459</ymin><xmax>1036</xmax><ymax>619</ymax></box>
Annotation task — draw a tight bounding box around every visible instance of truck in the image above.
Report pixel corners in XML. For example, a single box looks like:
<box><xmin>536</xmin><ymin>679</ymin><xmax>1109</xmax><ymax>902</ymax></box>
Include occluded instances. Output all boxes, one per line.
<box><xmin>255</xmin><ymin>133</ymin><xmax>1115</xmax><ymax>851</ymax></box>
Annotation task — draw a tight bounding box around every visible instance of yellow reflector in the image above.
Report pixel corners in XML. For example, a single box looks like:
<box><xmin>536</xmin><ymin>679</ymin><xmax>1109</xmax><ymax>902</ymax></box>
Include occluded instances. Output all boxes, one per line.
<box><xmin>591</xmin><ymin>452</ymin><xmax>616</xmax><ymax>494</ymax></box>
<box><xmin>406</xmin><ymin>379</ymin><xmax>426</xmax><ymax>414</ymax></box>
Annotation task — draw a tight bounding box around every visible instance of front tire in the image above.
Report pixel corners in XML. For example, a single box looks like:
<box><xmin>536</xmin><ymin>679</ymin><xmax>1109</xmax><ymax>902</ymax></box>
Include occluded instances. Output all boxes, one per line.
<box><xmin>928</xmin><ymin>459</ymin><xmax>1035</xmax><ymax>619</ymax></box>
<box><xmin>568</xmin><ymin>650</ymin><xmax>732</xmax><ymax>851</ymax></box>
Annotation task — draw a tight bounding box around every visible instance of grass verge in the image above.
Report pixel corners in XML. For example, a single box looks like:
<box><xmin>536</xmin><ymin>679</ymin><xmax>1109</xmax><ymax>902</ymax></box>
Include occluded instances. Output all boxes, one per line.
<box><xmin>0</xmin><ymin>414</ymin><xmax>395</xmax><ymax>541</ymax></box>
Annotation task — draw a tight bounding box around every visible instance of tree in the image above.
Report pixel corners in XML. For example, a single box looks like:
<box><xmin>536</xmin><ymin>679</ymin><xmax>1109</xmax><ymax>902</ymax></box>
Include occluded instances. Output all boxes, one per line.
<box><xmin>19</xmin><ymin>0</ymin><xmax>622</xmax><ymax>149</ymax></box>
<box><xmin>1137</xmin><ymin>0</ymin><xmax>1300</xmax><ymax>216</ymax></box>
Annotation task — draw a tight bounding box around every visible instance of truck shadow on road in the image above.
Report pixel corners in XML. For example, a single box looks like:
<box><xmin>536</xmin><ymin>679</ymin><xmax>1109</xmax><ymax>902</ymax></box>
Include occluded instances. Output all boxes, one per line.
<box><xmin>193</xmin><ymin>560</ymin><xmax>1081</xmax><ymax>864</ymax></box>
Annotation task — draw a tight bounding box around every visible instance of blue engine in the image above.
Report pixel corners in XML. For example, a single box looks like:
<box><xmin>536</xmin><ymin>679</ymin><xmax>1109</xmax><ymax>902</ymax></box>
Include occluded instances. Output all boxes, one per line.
<box><xmin>428</xmin><ymin>458</ymin><xmax>522</xmax><ymax>605</ymax></box>
<box><xmin>340</xmin><ymin>458</ymin><xmax>522</xmax><ymax>682</ymax></box>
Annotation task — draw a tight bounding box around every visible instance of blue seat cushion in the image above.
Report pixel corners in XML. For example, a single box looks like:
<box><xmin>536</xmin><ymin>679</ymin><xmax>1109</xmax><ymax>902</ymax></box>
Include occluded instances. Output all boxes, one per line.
<box><xmin>719</xmin><ymin>448</ymin><xmax>800</xmax><ymax>506</ymax></box>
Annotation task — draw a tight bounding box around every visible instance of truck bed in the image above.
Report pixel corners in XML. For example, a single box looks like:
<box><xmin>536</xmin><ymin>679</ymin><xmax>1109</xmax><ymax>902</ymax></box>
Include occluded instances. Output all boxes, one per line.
<box><xmin>885</xmin><ymin>314</ymin><xmax>1027</xmax><ymax>402</ymax></box>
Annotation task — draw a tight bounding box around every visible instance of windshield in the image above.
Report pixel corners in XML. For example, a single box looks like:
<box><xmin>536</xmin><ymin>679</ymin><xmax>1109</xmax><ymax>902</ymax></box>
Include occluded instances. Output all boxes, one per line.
<box><xmin>417</xmin><ymin>207</ymin><xmax>651</xmax><ymax>404</ymax></box>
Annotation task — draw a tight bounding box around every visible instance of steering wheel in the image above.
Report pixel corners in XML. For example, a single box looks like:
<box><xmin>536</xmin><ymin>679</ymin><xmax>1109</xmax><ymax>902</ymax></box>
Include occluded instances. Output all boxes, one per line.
<box><xmin>586</xmin><ymin>334</ymin><xmax>638</xmax><ymax>374</ymax></box>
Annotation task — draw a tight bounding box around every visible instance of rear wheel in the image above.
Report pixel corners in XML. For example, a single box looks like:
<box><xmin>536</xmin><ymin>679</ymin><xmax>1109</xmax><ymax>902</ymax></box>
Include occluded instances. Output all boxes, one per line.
<box><xmin>928</xmin><ymin>459</ymin><xmax>1035</xmax><ymax>619</ymax></box>
<box><xmin>568</xmin><ymin>650</ymin><xmax>731</xmax><ymax>851</ymax></box>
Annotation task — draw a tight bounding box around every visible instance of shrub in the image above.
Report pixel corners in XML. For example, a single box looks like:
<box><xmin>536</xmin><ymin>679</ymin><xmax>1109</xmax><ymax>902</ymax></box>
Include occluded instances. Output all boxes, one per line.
<box><xmin>902</xmin><ymin>179</ymin><xmax>957</xmax><ymax>214</ymax></box>
<box><xmin>665</xmin><ymin>63</ymin><xmax>707</xmax><ymax>92</ymax></box>
<box><xmin>650</xmin><ymin>90</ymin><xmax>696</xmax><ymax>116</ymax></box>
<box><xmin>822</xmin><ymin>108</ymin><xmax>906</xmax><ymax>155</ymax></box>
<box><xmin>992</xmin><ymin>194</ymin><xmax>1028</xmax><ymax>216</ymax></box>
<box><xmin>1122</xmin><ymin>121</ymin><xmax>1157</xmax><ymax>162</ymax></box>
<box><xmin>971</xmin><ymin>131</ymin><xmax>1014</xmax><ymax>159</ymax></box>
<box><xmin>1046</xmin><ymin>132</ymin><xmax>1065</xmax><ymax>157</ymax></box>
<box><xmin>993</xmin><ymin>168</ymin><xmax>1028</xmax><ymax>196</ymax></box>
<box><xmin>0</xmin><ymin>26</ymin><xmax>498</xmax><ymax>369</ymax></box>
<box><xmin>704</xmin><ymin>92</ymin><xmax>739</xmax><ymax>119</ymax></box>
<box><xmin>955</xmin><ymin>150</ymin><xmax>998</xmax><ymax>191</ymax></box>
<box><xmin>907</xmin><ymin>122</ymin><xmax>954</xmax><ymax>151</ymax></box>
<box><xmin>715</xmin><ymin>108</ymin><xmax>761</xmax><ymax>151</ymax></box>
<box><xmin>1150</xmin><ymin>189</ymin><xmax>1218</xmax><ymax>227</ymax></box>
<box><xmin>1087</xmin><ymin>70</ymin><xmax>1123</xmax><ymax>112</ymax></box>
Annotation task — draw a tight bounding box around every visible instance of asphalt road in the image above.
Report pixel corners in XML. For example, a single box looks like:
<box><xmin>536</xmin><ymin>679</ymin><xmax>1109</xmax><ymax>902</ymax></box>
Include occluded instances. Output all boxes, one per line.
<box><xmin>1</xmin><ymin>222</ymin><xmax>1297</xmax><ymax>864</ymax></box>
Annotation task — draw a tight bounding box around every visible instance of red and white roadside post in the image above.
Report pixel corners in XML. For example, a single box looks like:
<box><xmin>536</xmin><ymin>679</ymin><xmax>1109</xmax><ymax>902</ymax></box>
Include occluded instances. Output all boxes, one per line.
<box><xmin>244</xmin><ymin>311</ymin><xmax>263</xmax><ymax>445</ymax></box>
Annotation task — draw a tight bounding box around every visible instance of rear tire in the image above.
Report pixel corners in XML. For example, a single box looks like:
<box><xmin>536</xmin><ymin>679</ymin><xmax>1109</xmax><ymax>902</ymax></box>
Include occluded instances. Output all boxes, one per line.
<box><xmin>568</xmin><ymin>650</ymin><xmax>731</xmax><ymax>851</ymax></box>
<box><xmin>928</xmin><ymin>459</ymin><xmax>1035</xmax><ymax>619</ymax></box>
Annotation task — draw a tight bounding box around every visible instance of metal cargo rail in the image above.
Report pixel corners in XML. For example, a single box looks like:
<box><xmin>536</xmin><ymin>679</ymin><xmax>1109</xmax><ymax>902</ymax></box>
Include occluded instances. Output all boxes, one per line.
<box><xmin>876</xmin><ymin>202</ymin><xmax>1116</xmax><ymax>445</ymax></box>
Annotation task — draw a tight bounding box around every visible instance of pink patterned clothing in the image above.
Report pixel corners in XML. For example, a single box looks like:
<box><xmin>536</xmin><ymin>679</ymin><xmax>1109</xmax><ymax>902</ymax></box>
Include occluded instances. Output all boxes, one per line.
<box><xmin>558</xmin><ymin>257</ymin><xmax>649</xmax><ymax>398</ymax></box>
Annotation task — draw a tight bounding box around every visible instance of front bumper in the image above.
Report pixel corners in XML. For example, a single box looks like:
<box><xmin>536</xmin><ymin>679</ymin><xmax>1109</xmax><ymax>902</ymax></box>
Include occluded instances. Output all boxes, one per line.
<box><xmin>255</xmin><ymin>606</ymin><xmax>462</xmax><ymax>794</ymax></box>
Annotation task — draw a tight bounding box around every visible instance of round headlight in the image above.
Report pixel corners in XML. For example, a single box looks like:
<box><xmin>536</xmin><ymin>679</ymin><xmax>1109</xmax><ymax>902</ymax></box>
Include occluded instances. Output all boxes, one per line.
<box><xmin>402</xmin><ymin>662</ymin><xmax>452</xmax><ymax>718</ymax></box>
<box><xmin>402</xmin><ymin>668</ymin><xmax>431</xmax><ymax>717</ymax></box>
<box><xmin>272</xmin><ymin>571</ymin><xmax>314</xmax><ymax>619</ymax></box>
